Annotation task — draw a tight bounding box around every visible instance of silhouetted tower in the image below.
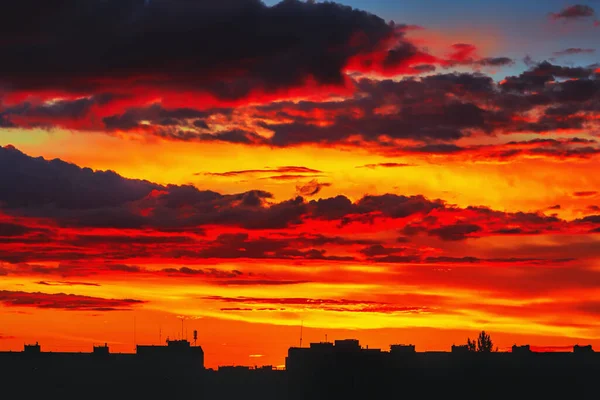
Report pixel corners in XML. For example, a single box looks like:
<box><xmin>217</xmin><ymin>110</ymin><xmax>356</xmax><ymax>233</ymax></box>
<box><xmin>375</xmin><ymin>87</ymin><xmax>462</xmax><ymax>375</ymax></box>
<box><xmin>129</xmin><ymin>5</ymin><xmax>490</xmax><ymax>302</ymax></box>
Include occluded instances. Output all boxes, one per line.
<box><xmin>193</xmin><ymin>330</ymin><xmax>198</xmax><ymax>346</ymax></box>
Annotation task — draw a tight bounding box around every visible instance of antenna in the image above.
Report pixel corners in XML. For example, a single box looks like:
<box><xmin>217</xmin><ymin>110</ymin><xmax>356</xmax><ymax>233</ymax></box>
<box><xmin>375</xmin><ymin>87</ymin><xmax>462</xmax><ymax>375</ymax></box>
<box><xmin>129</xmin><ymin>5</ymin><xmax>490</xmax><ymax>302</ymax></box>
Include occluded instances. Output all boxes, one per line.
<box><xmin>299</xmin><ymin>320</ymin><xmax>303</xmax><ymax>348</ymax></box>
<box><xmin>193</xmin><ymin>330</ymin><xmax>198</xmax><ymax>346</ymax></box>
<box><xmin>325</xmin><ymin>334</ymin><xmax>328</xmax><ymax>343</ymax></box>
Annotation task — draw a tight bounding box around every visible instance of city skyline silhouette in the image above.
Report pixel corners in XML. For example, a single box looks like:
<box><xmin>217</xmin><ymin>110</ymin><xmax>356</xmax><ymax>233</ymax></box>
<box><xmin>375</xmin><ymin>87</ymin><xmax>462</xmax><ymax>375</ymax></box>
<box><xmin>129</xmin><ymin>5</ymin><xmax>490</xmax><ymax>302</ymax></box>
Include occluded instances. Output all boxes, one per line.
<box><xmin>1</xmin><ymin>0</ymin><xmax>600</xmax><ymax>374</ymax></box>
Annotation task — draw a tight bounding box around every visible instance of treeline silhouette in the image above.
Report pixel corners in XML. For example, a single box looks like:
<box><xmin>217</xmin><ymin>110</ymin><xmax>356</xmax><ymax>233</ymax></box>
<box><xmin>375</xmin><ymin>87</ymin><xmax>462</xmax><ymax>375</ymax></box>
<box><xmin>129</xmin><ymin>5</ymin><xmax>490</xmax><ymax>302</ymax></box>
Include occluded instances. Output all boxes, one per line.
<box><xmin>1</xmin><ymin>333</ymin><xmax>598</xmax><ymax>399</ymax></box>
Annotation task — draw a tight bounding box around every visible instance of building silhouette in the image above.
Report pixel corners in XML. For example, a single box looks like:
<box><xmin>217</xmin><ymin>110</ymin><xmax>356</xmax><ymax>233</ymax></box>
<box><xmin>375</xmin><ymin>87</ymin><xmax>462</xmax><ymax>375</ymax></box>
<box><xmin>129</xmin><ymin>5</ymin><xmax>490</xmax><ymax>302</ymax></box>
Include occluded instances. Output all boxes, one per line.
<box><xmin>1</xmin><ymin>337</ymin><xmax>599</xmax><ymax>399</ymax></box>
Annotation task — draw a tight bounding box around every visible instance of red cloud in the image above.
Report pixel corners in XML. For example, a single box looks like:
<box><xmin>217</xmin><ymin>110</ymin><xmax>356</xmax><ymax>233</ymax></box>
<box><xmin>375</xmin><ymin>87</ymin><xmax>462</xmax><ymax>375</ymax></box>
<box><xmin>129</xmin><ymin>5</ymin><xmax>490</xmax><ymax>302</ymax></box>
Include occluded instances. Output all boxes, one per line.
<box><xmin>0</xmin><ymin>290</ymin><xmax>144</xmax><ymax>311</ymax></box>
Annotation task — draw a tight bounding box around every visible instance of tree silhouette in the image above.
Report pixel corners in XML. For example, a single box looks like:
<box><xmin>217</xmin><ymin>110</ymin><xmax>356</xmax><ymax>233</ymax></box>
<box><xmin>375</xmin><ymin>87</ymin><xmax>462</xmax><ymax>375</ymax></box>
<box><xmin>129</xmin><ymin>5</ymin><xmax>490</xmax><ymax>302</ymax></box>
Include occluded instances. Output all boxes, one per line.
<box><xmin>467</xmin><ymin>337</ymin><xmax>477</xmax><ymax>352</ymax></box>
<box><xmin>466</xmin><ymin>331</ymin><xmax>496</xmax><ymax>352</ymax></box>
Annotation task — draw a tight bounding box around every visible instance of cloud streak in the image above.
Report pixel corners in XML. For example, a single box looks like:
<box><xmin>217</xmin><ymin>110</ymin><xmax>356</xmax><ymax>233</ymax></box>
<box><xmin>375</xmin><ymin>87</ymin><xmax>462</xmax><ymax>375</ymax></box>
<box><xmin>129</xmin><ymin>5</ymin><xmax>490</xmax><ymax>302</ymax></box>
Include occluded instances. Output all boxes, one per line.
<box><xmin>0</xmin><ymin>290</ymin><xmax>144</xmax><ymax>311</ymax></box>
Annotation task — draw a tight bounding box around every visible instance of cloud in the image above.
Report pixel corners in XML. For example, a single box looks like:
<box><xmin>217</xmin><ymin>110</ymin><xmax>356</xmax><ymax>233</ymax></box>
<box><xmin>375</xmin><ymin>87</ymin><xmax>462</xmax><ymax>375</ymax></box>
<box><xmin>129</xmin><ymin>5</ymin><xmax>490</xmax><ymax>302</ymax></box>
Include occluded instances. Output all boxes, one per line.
<box><xmin>205</xmin><ymin>295</ymin><xmax>432</xmax><ymax>314</ymax></box>
<box><xmin>357</xmin><ymin>163</ymin><xmax>413</xmax><ymax>169</ymax></box>
<box><xmin>0</xmin><ymin>290</ymin><xmax>144</xmax><ymax>311</ymax></box>
<box><xmin>0</xmin><ymin>145</ymin><xmax>161</xmax><ymax>210</ymax></box>
<box><xmin>36</xmin><ymin>281</ymin><xmax>101</xmax><ymax>287</ymax></box>
<box><xmin>359</xmin><ymin>244</ymin><xmax>407</xmax><ymax>257</ymax></box>
<box><xmin>203</xmin><ymin>166</ymin><xmax>321</xmax><ymax>177</ymax></box>
<box><xmin>0</xmin><ymin>334</ymin><xmax>16</xmax><ymax>340</ymax></box>
<box><xmin>553</xmin><ymin>48</ymin><xmax>595</xmax><ymax>57</ymax></box>
<box><xmin>0</xmin><ymin>0</ymin><xmax>410</xmax><ymax>100</ymax></box>
<box><xmin>428</xmin><ymin>223</ymin><xmax>483</xmax><ymax>241</ymax></box>
<box><xmin>574</xmin><ymin>191</ymin><xmax>598</xmax><ymax>197</ymax></box>
<box><xmin>295</xmin><ymin>179</ymin><xmax>332</xmax><ymax>197</ymax></box>
<box><xmin>2</xmin><ymin>147</ymin><xmax>600</xmax><ymax>270</ymax></box>
<box><xmin>2</xmin><ymin>59</ymin><xmax>599</xmax><ymax>157</ymax></box>
<box><xmin>550</xmin><ymin>5</ymin><xmax>595</xmax><ymax>20</ymax></box>
<box><xmin>261</xmin><ymin>174</ymin><xmax>324</xmax><ymax>181</ymax></box>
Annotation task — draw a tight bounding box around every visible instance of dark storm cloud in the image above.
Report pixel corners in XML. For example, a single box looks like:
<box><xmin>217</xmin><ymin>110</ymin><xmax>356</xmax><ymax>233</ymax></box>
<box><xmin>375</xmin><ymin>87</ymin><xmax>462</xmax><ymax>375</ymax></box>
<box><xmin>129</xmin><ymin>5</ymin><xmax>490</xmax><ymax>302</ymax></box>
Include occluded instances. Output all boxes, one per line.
<box><xmin>0</xmin><ymin>0</ymin><xmax>401</xmax><ymax>96</ymax></box>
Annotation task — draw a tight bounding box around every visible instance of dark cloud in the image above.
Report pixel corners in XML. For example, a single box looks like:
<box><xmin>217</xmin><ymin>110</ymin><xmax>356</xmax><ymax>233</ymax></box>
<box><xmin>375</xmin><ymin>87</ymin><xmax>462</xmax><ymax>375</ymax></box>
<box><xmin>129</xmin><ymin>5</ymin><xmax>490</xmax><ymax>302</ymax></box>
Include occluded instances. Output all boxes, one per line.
<box><xmin>3</xmin><ymin>60</ymin><xmax>600</xmax><ymax>155</ymax></box>
<box><xmin>0</xmin><ymin>222</ymin><xmax>49</xmax><ymax>238</ymax></box>
<box><xmin>574</xmin><ymin>191</ymin><xmax>598</xmax><ymax>197</ymax></box>
<box><xmin>477</xmin><ymin>57</ymin><xmax>515</xmax><ymax>67</ymax></box>
<box><xmin>0</xmin><ymin>145</ymin><xmax>160</xmax><ymax>210</ymax></box>
<box><xmin>36</xmin><ymin>281</ymin><xmax>101</xmax><ymax>287</ymax></box>
<box><xmin>500</xmin><ymin>61</ymin><xmax>596</xmax><ymax>92</ymax></box>
<box><xmin>160</xmin><ymin>267</ymin><xmax>243</xmax><ymax>278</ymax></box>
<box><xmin>0</xmin><ymin>0</ymin><xmax>405</xmax><ymax>98</ymax></box>
<box><xmin>215</xmin><ymin>279</ymin><xmax>309</xmax><ymax>286</ymax></box>
<box><xmin>295</xmin><ymin>179</ymin><xmax>332</xmax><ymax>197</ymax></box>
<box><xmin>550</xmin><ymin>5</ymin><xmax>595</xmax><ymax>20</ymax></box>
<box><xmin>242</xmin><ymin>67</ymin><xmax>599</xmax><ymax>150</ymax></box>
<box><xmin>428</xmin><ymin>223</ymin><xmax>482</xmax><ymax>241</ymax></box>
<box><xmin>0</xmin><ymin>290</ymin><xmax>143</xmax><ymax>311</ymax></box>
<box><xmin>553</xmin><ymin>48</ymin><xmax>595</xmax><ymax>56</ymax></box>
<box><xmin>203</xmin><ymin>166</ymin><xmax>321</xmax><ymax>177</ymax></box>
<box><xmin>0</xmin><ymin>115</ymin><xmax>16</xmax><ymax>128</ymax></box>
<box><xmin>204</xmin><ymin>295</ymin><xmax>431</xmax><ymax>314</ymax></box>
<box><xmin>102</xmin><ymin>104</ymin><xmax>213</xmax><ymax>131</ymax></box>
<box><xmin>359</xmin><ymin>244</ymin><xmax>406</xmax><ymax>257</ymax></box>
<box><xmin>357</xmin><ymin>163</ymin><xmax>413</xmax><ymax>169</ymax></box>
<box><xmin>261</xmin><ymin>174</ymin><xmax>324</xmax><ymax>181</ymax></box>
<box><xmin>2</xmin><ymin>146</ymin><xmax>600</xmax><ymax>268</ymax></box>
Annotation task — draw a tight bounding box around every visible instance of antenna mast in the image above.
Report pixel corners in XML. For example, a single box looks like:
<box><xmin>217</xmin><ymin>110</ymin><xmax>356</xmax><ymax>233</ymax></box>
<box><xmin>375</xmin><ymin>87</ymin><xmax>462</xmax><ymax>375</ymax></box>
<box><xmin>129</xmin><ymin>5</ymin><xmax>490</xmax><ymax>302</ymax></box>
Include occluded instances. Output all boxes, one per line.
<box><xmin>299</xmin><ymin>320</ymin><xmax>303</xmax><ymax>348</ymax></box>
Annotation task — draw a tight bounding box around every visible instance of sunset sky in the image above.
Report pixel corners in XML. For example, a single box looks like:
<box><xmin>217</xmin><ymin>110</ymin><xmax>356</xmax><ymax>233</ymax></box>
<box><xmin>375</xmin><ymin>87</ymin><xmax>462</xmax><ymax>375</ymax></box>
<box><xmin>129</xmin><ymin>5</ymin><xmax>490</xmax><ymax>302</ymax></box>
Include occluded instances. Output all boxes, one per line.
<box><xmin>1</xmin><ymin>0</ymin><xmax>600</xmax><ymax>368</ymax></box>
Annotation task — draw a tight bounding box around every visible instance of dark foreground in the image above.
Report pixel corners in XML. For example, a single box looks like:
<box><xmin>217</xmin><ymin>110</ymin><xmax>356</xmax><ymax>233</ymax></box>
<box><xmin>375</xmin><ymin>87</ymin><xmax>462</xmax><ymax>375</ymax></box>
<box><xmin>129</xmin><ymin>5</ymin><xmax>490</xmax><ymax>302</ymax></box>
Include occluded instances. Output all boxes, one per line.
<box><xmin>2</xmin><ymin>355</ymin><xmax>600</xmax><ymax>399</ymax></box>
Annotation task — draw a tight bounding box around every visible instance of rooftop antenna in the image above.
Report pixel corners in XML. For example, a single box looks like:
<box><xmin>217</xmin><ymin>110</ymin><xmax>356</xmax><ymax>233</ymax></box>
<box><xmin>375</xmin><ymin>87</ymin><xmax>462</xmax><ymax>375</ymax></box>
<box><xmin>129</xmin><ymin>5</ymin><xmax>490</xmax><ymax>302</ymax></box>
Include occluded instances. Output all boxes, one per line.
<box><xmin>193</xmin><ymin>330</ymin><xmax>198</xmax><ymax>346</ymax></box>
<box><xmin>325</xmin><ymin>334</ymin><xmax>328</xmax><ymax>343</ymax></box>
<box><xmin>299</xmin><ymin>320</ymin><xmax>303</xmax><ymax>348</ymax></box>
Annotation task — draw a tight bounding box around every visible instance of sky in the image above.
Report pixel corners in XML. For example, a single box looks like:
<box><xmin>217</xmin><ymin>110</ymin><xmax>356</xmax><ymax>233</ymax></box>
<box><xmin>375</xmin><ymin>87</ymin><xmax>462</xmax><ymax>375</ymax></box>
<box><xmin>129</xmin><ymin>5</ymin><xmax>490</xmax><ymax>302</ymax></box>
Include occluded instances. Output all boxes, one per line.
<box><xmin>0</xmin><ymin>0</ymin><xmax>600</xmax><ymax>368</ymax></box>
